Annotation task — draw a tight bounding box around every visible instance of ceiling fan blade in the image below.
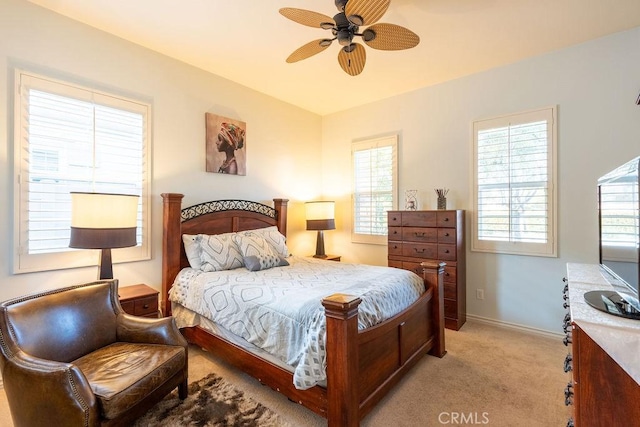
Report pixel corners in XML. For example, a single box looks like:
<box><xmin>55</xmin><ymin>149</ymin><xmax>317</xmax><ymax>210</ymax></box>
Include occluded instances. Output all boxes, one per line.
<box><xmin>344</xmin><ymin>0</ymin><xmax>390</xmax><ymax>26</ymax></box>
<box><xmin>363</xmin><ymin>23</ymin><xmax>420</xmax><ymax>51</ymax></box>
<box><xmin>279</xmin><ymin>8</ymin><xmax>335</xmax><ymax>29</ymax></box>
<box><xmin>338</xmin><ymin>43</ymin><xmax>366</xmax><ymax>76</ymax></box>
<box><xmin>286</xmin><ymin>39</ymin><xmax>333</xmax><ymax>63</ymax></box>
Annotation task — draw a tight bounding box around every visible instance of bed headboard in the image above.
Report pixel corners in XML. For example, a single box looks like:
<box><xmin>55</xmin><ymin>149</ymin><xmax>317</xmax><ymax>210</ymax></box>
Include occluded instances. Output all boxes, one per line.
<box><xmin>161</xmin><ymin>193</ymin><xmax>289</xmax><ymax>316</ymax></box>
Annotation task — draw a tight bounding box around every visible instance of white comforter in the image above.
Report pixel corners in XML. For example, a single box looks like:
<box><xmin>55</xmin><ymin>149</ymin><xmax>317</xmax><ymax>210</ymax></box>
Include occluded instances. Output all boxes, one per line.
<box><xmin>169</xmin><ymin>256</ymin><xmax>424</xmax><ymax>389</ymax></box>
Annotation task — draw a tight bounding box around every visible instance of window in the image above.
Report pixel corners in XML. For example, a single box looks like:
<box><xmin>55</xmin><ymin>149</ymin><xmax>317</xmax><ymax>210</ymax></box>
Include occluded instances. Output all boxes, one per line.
<box><xmin>472</xmin><ymin>107</ymin><xmax>557</xmax><ymax>257</ymax></box>
<box><xmin>352</xmin><ymin>135</ymin><xmax>398</xmax><ymax>244</ymax></box>
<box><xmin>13</xmin><ymin>70</ymin><xmax>151</xmax><ymax>273</ymax></box>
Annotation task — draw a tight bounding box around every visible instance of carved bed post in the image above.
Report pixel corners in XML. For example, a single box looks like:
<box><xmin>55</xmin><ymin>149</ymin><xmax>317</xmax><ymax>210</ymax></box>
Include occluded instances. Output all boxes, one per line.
<box><xmin>322</xmin><ymin>293</ymin><xmax>362</xmax><ymax>427</ymax></box>
<box><xmin>161</xmin><ymin>193</ymin><xmax>184</xmax><ymax>317</ymax></box>
<box><xmin>422</xmin><ymin>261</ymin><xmax>446</xmax><ymax>357</ymax></box>
<box><xmin>273</xmin><ymin>198</ymin><xmax>289</xmax><ymax>237</ymax></box>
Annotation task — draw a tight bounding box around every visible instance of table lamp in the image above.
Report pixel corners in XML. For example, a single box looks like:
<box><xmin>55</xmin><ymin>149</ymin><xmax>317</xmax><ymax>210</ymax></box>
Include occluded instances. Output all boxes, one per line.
<box><xmin>69</xmin><ymin>192</ymin><xmax>139</xmax><ymax>280</ymax></box>
<box><xmin>305</xmin><ymin>201</ymin><xmax>335</xmax><ymax>258</ymax></box>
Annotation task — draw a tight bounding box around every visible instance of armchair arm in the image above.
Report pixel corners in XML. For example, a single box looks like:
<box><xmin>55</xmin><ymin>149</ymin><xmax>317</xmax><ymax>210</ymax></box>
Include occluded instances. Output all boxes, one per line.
<box><xmin>3</xmin><ymin>351</ymin><xmax>99</xmax><ymax>427</ymax></box>
<box><xmin>116</xmin><ymin>314</ymin><xmax>188</xmax><ymax>348</ymax></box>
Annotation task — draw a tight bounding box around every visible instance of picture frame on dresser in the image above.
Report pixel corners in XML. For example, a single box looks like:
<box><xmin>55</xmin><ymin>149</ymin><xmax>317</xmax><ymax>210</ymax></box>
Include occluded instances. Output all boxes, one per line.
<box><xmin>388</xmin><ymin>209</ymin><xmax>466</xmax><ymax>330</ymax></box>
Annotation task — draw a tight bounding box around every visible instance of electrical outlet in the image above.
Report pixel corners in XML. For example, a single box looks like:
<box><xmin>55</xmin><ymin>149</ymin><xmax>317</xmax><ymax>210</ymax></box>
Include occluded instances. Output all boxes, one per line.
<box><xmin>476</xmin><ymin>289</ymin><xmax>485</xmax><ymax>300</ymax></box>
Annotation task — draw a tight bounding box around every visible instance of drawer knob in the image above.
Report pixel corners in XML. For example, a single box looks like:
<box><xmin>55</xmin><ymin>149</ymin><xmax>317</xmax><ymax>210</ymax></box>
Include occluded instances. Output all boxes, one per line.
<box><xmin>414</xmin><ymin>232</ymin><xmax>425</xmax><ymax>237</ymax></box>
<box><xmin>444</xmin><ymin>249</ymin><xmax>450</xmax><ymax>253</ymax></box>
<box><xmin>564</xmin><ymin>382</ymin><xmax>573</xmax><ymax>406</ymax></box>
<box><xmin>444</xmin><ymin>218</ymin><xmax>449</xmax><ymax>222</ymax></box>
<box><xmin>143</xmin><ymin>304</ymin><xmax>150</xmax><ymax>309</ymax></box>
<box><xmin>564</xmin><ymin>354</ymin><xmax>573</xmax><ymax>372</ymax></box>
<box><xmin>445</xmin><ymin>232</ymin><xmax>450</xmax><ymax>237</ymax></box>
<box><xmin>393</xmin><ymin>230</ymin><xmax>398</xmax><ymax>234</ymax></box>
<box><xmin>414</xmin><ymin>248</ymin><xmax>426</xmax><ymax>253</ymax></box>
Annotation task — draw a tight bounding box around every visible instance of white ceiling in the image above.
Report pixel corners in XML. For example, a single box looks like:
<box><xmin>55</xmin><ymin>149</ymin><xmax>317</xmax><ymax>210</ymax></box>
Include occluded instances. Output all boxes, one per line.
<box><xmin>27</xmin><ymin>0</ymin><xmax>640</xmax><ymax>115</ymax></box>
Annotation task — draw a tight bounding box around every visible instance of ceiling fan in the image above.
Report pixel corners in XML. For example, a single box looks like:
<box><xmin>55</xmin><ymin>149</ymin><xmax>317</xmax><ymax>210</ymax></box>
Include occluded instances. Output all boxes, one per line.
<box><xmin>279</xmin><ymin>0</ymin><xmax>419</xmax><ymax>76</ymax></box>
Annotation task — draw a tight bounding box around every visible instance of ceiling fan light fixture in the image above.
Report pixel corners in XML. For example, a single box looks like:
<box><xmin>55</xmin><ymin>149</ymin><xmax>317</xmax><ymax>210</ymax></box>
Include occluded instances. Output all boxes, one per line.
<box><xmin>337</xmin><ymin>29</ymin><xmax>353</xmax><ymax>46</ymax></box>
<box><xmin>343</xmin><ymin>43</ymin><xmax>356</xmax><ymax>53</ymax></box>
<box><xmin>319</xmin><ymin>39</ymin><xmax>333</xmax><ymax>47</ymax></box>
<box><xmin>348</xmin><ymin>15</ymin><xmax>364</xmax><ymax>26</ymax></box>
<box><xmin>362</xmin><ymin>28</ymin><xmax>376</xmax><ymax>42</ymax></box>
<box><xmin>320</xmin><ymin>22</ymin><xmax>335</xmax><ymax>30</ymax></box>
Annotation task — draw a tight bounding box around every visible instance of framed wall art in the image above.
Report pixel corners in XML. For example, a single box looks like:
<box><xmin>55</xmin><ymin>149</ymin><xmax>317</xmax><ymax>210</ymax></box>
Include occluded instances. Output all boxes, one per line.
<box><xmin>205</xmin><ymin>113</ymin><xmax>247</xmax><ymax>175</ymax></box>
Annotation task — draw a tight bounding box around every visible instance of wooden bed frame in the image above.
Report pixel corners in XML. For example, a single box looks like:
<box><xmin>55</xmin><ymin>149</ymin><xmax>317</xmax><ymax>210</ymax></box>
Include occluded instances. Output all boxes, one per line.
<box><xmin>161</xmin><ymin>193</ymin><xmax>446</xmax><ymax>427</ymax></box>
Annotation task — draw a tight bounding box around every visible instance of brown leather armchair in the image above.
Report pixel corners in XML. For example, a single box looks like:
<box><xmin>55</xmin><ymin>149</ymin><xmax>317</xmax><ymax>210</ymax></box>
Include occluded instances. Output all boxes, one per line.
<box><xmin>0</xmin><ymin>280</ymin><xmax>188</xmax><ymax>427</ymax></box>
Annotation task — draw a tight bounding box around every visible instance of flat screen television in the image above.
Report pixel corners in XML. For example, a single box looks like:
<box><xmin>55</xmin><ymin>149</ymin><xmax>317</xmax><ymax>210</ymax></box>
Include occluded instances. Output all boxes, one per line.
<box><xmin>586</xmin><ymin>156</ymin><xmax>640</xmax><ymax>319</ymax></box>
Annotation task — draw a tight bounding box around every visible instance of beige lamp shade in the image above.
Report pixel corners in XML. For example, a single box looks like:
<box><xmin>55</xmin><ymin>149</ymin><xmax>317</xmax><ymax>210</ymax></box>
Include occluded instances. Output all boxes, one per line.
<box><xmin>69</xmin><ymin>192</ymin><xmax>139</xmax><ymax>249</ymax></box>
<box><xmin>305</xmin><ymin>201</ymin><xmax>336</xmax><ymax>231</ymax></box>
<box><xmin>69</xmin><ymin>192</ymin><xmax>139</xmax><ymax>280</ymax></box>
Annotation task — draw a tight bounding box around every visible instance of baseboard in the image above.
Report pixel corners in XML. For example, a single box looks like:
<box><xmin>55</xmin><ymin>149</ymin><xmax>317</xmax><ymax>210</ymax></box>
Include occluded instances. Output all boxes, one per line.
<box><xmin>466</xmin><ymin>314</ymin><xmax>564</xmax><ymax>340</ymax></box>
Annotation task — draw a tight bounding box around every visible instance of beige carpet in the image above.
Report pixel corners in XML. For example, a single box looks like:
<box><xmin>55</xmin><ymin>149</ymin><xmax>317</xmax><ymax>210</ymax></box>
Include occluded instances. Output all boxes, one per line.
<box><xmin>0</xmin><ymin>320</ymin><xmax>570</xmax><ymax>426</ymax></box>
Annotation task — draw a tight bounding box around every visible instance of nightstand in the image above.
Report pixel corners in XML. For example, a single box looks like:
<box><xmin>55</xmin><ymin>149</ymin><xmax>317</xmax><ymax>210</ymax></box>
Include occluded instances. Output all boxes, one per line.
<box><xmin>118</xmin><ymin>284</ymin><xmax>160</xmax><ymax>318</ymax></box>
<box><xmin>314</xmin><ymin>254</ymin><xmax>341</xmax><ymax>262</ymax></box>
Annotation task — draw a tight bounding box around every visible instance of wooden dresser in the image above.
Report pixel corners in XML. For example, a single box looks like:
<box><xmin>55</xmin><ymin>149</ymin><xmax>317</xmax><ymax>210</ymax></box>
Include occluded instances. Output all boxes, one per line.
<box><xmin>563</xmin><ymin>263</ymin><xmax>640</xmax><ymax>427</ymax></box>
<box><xmin>387</xmin><ymin>210</ymin><xmax>466</xmax><ymax>330</ymax></box>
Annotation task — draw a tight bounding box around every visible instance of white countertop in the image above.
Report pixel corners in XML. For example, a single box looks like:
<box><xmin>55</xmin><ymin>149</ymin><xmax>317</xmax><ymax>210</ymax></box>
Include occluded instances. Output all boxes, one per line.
<box><xmin>567</xmin><ymin>263</ymin><xmax>640</xmax><ymax>384</ymax></box>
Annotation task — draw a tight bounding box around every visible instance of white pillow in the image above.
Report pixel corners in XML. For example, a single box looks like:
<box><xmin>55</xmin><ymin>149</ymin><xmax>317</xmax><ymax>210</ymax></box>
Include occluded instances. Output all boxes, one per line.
<box><xmin>238</xmin><ymin>226</ymin><xmax>289</xmax><ymax>258</ymax></box>
<box><xmin>233</xmin><ymin>232</ymin><xmax>289</xmax><ymax>272</ymax></box>
<box><xmin>198</xmin><ymin>233</ymin><xmax>244</xmax><ymax>272</ymax></box>
<box><xmin>182</xmin><ymin>234</ymin><xmax>203</xmax><ymax>269</ymax></box>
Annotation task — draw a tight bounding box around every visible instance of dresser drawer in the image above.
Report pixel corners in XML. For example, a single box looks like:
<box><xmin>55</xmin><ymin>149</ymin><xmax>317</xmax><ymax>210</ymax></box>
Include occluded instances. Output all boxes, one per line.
<box><xmin>401</xmin><ymin>261</ymin><xmax>424</xmax><ymax>276</ymax></box>
<box><xmin>388</xmin><ymin>212</ymin><xmax>402</xmax><ymax>226</ymax></box>
<box><xmin>437</xmin><ymin>211</ymin><xmax>457</xmax><ymax>228</ymax></box>
<box><xmin>134</xmin><ymin>295</ymin><xmax>159</xmax><ymax>317</ymax></box>
<box><xmin>443</xmin><ymin>264</ymin><xmax>457</xmax><ymax>283</ymax></box>
<box><xmin>444</xmin><ymin>298</ymin><xmax>458</xmax><ymax>319</ymax></box>
<box><xmin>120</xmin><ymin>300</ymin><xmax>135</xmax><ymax>314</ymax></box>
<box><xmin>388</xmin><ymin>226</ymin><xmax>402</xmax><ymax>241</ymax></box>
<box><xmin>438</xmin><ymin>228</ymin><xmax>456</xmax><ymax>244</ymax></box>
<box><xmin>388</xmin><ymin>241</ymin><xmax>402</xmax><ymax>256</ymax></box>
<box><xmin>388</xmin><ymin>259</ymin><xmax>403</xmax><ymax>269</ymax></box>
<box><xmin>401</xmin><ymin>211</ymin><xmax>437</xmax><ymax>227</ymax></box>
<box><xmin>402</xmin><ymin>227</ymin><xmax>437</xmax><ymax>243</ymax></box>
<box><xmin>402</xmin><ymin>242</ymin><xmax>437</xmax><ymax>259</ymax></box>
<box><xmin>438</xmin><ymin>244</ymin><xmax>457</xmax><ymax>261</ymax></box>
<box><xmin>444</xmin><ymin>281</ymin><xmax>457</xmax><ymax>300</ymax></box>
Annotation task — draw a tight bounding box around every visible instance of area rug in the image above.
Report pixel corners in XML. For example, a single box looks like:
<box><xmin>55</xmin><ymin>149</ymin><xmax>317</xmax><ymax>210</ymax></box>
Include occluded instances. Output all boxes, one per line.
<box><xmin>133</xmin><ymin>373</ymin><xmax>290</xmax><ymax>427</ymax></box>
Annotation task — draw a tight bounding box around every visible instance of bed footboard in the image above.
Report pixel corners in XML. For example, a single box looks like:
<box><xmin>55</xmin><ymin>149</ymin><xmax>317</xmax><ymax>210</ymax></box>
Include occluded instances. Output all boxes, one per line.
<box><xmin>321</xmin><ymin>260</ymin><xmax>445</xmax><ymax>427</ymax></box>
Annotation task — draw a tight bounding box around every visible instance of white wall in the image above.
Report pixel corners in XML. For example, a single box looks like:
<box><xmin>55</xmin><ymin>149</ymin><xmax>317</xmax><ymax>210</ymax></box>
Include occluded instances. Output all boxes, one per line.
<box><xmin>0</xmin><ymin>0</ymin><xmax>322</xmax><ymax>301</ymax></box>
<box><xmin>322</xmin><ymin>27</ymin><xmax>640</xmax><ymax>333</ymax></box>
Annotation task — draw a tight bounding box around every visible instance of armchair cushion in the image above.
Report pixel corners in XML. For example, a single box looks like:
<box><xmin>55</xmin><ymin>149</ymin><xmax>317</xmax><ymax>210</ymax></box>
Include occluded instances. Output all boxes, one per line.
<box><xmin>74</xmin><ymin>342</ymin><xmax>185</xmax><ymax>420</ymax></box>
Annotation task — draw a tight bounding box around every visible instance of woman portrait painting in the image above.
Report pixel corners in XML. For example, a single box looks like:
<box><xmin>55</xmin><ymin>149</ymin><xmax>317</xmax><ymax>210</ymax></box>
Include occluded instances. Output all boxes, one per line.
<box><xmin>205</xmin><ymin>113</ymin><xmax>247</xmax><ymax>175</ymax></box>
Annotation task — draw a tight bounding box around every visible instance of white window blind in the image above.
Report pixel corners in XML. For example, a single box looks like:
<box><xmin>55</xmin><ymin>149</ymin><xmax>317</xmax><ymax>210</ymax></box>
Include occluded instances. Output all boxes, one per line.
<box><xmin>472</xmin><ymin>107</ymin><xmax>557</xmax><ymax>257</ymax></box>
<box><xmin>13</xmin><ymin>70</ymin><xmax>151</xmax><ymax>273</ymax></box>
<box><xmin>352</xmin><ymin>135</ymin><xmax>398</xmax><ymax>245</ymax></box>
